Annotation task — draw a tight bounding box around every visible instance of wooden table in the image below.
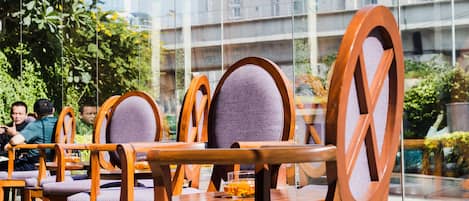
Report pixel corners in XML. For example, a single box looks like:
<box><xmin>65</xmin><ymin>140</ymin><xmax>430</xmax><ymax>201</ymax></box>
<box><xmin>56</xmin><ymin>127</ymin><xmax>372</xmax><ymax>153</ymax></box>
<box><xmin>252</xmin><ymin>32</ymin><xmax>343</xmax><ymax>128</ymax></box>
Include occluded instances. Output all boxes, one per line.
<box><xmin>174</xmin><ymin>186</ymin><xmax>327</xmax><ymax>201</ymax></box>
<box><xmin>147</xmin><ymin>145</ymin><xmax>336</xmax><ymax>201</ymax></box>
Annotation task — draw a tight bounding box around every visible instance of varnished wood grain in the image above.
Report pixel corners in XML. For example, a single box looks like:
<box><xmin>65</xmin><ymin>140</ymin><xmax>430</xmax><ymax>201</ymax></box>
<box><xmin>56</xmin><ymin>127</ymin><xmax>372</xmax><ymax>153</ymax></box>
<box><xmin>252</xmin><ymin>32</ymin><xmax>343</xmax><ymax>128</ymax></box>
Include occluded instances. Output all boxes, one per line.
<box><xmin>326</xmin><ymin>5</ymin><xmax>404</xmax><ymax>201</ymax></box>
<box><xmin>148</xmin><ymin>146</ymin><xmax>336</xmax><ymax>201</ymax></box>
<box><xmin>177</xmin><ymin>75</ymin><xmax>211</xmax><ymax>190</ymax></box>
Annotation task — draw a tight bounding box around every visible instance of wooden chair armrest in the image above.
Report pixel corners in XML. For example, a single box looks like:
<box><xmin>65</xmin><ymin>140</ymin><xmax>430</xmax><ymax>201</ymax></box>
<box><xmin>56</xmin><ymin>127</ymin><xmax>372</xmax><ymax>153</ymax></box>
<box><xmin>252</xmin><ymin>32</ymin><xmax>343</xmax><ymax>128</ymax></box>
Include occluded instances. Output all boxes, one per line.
<box><xmin>94</xmin><ymin>143</ymin><xmax>205</xmax><ymax>201</ymax></box>
<box><xmin>54</xmin><ymin>143</ymin><xmax>121</xmax><ymax>183</ymax></box>
<box><xmin>402</xmin><ymin>139</ymin><xmax>425</xmax><ymax>149</ymax></box>
<box><xmin>130</xmin><ymin>142</ymin><xmax>205</xmax><ymax>153</ymax></box>
<box><xmin>6</xmin><ymin>143</ymin><xmax>56</xmax><ymax>180</ymax></box>
<box><xmin>148</xmin><ymin>146</ymin><xmax>336</xmax><ymax>165</ymax></box>
<box><xmin>148</xmin><ymin>146</ymin><xmax>336</xmax><ymax>201</ymax></box>
<box><xmin>231</xmin><ymin>141</ymin><xmax>295</xmax><ymax>149</ymax></box>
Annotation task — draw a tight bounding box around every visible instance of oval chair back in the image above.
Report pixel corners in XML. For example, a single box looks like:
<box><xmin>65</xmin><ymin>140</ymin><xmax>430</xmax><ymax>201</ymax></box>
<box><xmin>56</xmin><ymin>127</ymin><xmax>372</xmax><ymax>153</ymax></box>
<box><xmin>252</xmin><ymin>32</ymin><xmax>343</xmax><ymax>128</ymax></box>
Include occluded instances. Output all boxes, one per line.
<box><xmin>207</xmin><ymin>57</ymin><xmax>295</xmax><ymax>190</ymax></box>
<box><xmin>92</xmin><ymin>96</ymin><xmax>120</xmax><ymax>170</ymax></box>
<box><xmin>106</xmin><ymin>91</ymin><xmax>163</xmax><ymax>167</ymax></box>
<box><xmin>325</xmin><ymin>5</ymin><xmax>404</xmax><ymax>201</ymax></box>
<box><xmin>176</xmin><ymin>74</ymin><xmax>211</xmax><ymax>190</ymax></box>
<box><xmin>55</xmin><ymin>106</ymin><xmax>76</xmax><ymax>145</ymax></box>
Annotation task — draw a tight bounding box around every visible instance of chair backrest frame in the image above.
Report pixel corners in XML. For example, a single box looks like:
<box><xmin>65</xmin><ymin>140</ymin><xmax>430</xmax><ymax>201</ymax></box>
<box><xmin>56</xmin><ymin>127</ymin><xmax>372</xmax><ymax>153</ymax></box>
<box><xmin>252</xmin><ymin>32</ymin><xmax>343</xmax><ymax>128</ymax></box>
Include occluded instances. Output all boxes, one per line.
<box><xmin>206</xmin><ymin>56</ymin><xmax>295</xmax><ymax>191</ymax></box>
<box><xmin>325</xmin><ymin>5</ymin><xmax>404</xmax><ymax>201</ymax></box>
<box><xmin>208</xmin><ymin>56</ymin><xmax>295</xmax><ymax>145</ymax></box>
<box><xmin>55</xmin><ymin>106</ymin><xmax>76</xmax><ymax>145</ymax></box>
<box><xmin>177</xmin><ymin>74</ymin><xmax>211</xmax><ymax>143</ymax></box>
<box><xmin>92</xmin><ymin>95</ymin><xmax>120</xmax><ymax>170</ymax></box>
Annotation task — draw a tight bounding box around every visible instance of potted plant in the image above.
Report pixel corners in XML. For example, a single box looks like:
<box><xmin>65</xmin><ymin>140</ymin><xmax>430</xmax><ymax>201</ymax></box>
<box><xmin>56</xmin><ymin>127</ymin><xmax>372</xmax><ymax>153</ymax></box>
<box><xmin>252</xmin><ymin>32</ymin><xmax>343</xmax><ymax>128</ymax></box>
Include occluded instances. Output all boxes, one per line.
<box><xmin>445</xmin><ymin>67</ymin><xmax>469</xmax><ymax>132</ymax></box>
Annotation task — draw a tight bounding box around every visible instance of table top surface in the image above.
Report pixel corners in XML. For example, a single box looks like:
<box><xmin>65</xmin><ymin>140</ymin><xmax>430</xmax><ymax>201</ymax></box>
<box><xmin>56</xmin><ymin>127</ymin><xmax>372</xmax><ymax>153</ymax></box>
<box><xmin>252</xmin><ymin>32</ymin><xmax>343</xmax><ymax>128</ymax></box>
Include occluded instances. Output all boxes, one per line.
<box><xmin>174</xmin><ymin>185</ymin><xmax>327</xmax><ymax>201</ymax></box>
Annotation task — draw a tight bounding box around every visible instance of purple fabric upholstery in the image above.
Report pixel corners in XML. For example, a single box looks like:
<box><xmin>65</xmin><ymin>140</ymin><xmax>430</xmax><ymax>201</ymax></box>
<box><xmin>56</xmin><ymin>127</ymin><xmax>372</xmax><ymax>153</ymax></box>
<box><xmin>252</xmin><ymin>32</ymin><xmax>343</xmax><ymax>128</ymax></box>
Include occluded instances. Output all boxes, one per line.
<box><xmin>67</xmin><ymin>186</ymin><xmax>201</xmax><ymax>201</ymax></box>
<box><xmin>58</xmin><ymin>114</ymin><xmax>73</xmax><ymax>143</ymax></box>
<box><xmin>107</xmin><ymin>95</ymin><xmax>159</xmax><ymax>166</ymax></box>
<box><xmin>99</xmin><ymin>115</ymin><xmax>111</xmax><ymax>162</ymax></box>
<box><xmin>25</xmin><ymin>175</ymin><xmax>73</xmax><ymax>187</ymax></box>
<box><xmin>0</xmin><ymin>170</ymin><xmax>50</xmax><ymax>180</ymax></box>
<box><xmin>107</xmin><ymin>96</ymin><xmax>158</xmax><ymax>143</ymax></box>
<box><xmin>208</xmin><ymin>64</ymin><xmax>284</xmax><ymax>148</ymax></box>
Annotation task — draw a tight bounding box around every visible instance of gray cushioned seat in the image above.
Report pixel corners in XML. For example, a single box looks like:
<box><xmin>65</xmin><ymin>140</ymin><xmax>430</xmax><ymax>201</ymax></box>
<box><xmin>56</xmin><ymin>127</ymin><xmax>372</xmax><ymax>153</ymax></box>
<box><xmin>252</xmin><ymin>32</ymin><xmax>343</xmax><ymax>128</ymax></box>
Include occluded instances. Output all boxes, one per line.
<box><xmin>25</xmin><ymin>175</ymin><xmax>73</xmax><ymax>187</ymax></box>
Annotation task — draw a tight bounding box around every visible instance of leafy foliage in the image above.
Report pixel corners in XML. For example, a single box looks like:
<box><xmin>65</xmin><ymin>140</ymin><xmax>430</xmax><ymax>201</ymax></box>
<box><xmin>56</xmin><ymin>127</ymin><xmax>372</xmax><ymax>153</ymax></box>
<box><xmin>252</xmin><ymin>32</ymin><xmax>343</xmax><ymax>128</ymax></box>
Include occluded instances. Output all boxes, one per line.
<box><xmin>0</xmin><ymin>0</ymin><xmax>154</xmax><ymax>115</ymax></box>
<box><xmin>424</xmin><ymin>131</ymin><xmax>469</xmax><ymax>176</ymax></box>
<box><xmin>404</xmin><ymin>58</ymin><xmax>448</xmax><ymax>78</ymax></box>
<box><xmin>0</xmin><ymin>51</ymin><xmax>47</xmax><ymax>124</ymax></box>
<box><xmin>404</xmin><ymin>62</ymin><xmax>469</xmax><ymax>138</ymax></box>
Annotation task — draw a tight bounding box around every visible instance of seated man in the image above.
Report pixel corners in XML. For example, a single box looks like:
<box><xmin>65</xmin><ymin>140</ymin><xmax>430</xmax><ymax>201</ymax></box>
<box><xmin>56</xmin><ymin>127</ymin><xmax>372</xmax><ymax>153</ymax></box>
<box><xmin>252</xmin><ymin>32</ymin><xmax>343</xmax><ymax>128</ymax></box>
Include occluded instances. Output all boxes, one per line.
<box><xmin>76</xmin><ymin>102</ymin><xmax>97</xmax><ymax>141</ymax></box>
<box><xmin>75</xmin><ymin>102</ymin><xmax>97</xmax><ymax>162</ymax></box>
<box><xmin>0</xmin><ymin>99</ymin><xmax>57</xmax><ymax>171</ymax></box>
<box><xmin>0</xmin><ymin>101</ymin><xmax>33</xmax><ymax>152</ymax></box>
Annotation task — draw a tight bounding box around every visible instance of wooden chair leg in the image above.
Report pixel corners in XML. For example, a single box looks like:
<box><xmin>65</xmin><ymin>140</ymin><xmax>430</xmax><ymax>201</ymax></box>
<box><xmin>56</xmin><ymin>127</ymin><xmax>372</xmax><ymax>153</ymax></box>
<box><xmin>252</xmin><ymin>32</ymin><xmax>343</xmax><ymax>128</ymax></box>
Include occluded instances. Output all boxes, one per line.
<box><xmin>0</xmin><ymin>186</ymin><xmax>5</xmax><ymax>201</ymax></box>
<box><xmin>23</xmin><ymin>188</ymin><xmax>32</xmax><ymax>201</ymax></box>
<box><xmin>23</xmin><ymin>188</ymin><xmax>43</xmax><ymax>201</ymax></box>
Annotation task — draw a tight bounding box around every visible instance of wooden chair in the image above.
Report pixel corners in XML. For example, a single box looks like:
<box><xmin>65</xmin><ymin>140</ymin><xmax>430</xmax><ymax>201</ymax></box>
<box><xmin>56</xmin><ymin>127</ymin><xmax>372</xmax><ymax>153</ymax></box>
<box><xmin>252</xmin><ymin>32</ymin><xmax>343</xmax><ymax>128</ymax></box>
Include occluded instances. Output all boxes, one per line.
<box><xmin>176</xmin><ymin>74</ymin><xmax>210</xmax><ymax>190</ymax></box>
<box><xmin>41</xmin><ymin>95</ymin><xmax>120</xmax><ymax>201</ymax></box>
<box><xmin>326</xmin><ymin>4</ymin><xmax>404</xmax><ymax>200</ymax></box>
<box><xmin>0</xmin><ymin>106</ymin><xmax>76</xmax><ymax>201</ymax></box>
<box><xmin>56</xmin><ymin>91</ymin><xmax>163</xmax><ymax>201</ymax></box>
<box><xmin>102</xmin><ymin>57</ymin><xmax>295</xmax><ymax>201</ymax></box>
<box><xmin>295</xmin><ymin>97</ymin><xmax>328</xmax><ymax>186</ymax></box>
<box><xmin>204</xmin><ymin>56</ymin><xmax>295</xmax><ymax>191</ymax></box>
<box><xmin>64</xmin><ymin>74</ymin><xmax>211</xmax><ymax>201</ymax></box>
<box><xmin>148</xmin><ymin>4</ymin><xmax>404</xmax><ymax>201</ymax></box>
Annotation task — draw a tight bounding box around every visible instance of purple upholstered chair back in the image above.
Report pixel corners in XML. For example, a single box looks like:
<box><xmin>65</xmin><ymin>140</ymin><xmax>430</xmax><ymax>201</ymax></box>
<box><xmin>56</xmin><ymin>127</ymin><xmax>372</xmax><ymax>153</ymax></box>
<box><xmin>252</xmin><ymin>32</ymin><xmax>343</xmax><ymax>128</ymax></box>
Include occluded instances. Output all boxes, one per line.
<box><xmin>107</xmin><ymin>91</ymin><xmax>162</xmax><ymax>143</ymax></box>
<box><xmin>106</xmin><ymin>91</ymin><xmax>163</xmax><ymax>166</ymax></box>
<box><xmin>208</xmin><ymin>57</ymin><xmax>295</xmax><ymax>148</ymax></box>
<box><xmin>206</xmin><ymin>57</ymin><xmax>295</xmax><ymax>191</ymax></box>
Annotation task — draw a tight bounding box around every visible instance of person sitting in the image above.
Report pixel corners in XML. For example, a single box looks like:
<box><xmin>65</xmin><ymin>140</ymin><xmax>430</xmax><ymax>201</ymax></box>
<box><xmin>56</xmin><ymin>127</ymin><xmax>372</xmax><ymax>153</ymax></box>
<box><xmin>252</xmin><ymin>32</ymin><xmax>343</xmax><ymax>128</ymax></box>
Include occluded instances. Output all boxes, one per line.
<box><xmin>75</xmin><ymin>101</ymin><xmax>97</xmax><ymax>162</ymax></box>
<box><xmin>76</xmin><ymin>102</ymin><xmax>97</xmax><ymax>141</ymax></box>
<box><xmin>0</xmin><ymin>101</ymin><xmax>34</xmax><ymax>154</ymax></box>
<box><xmin>0</xmin><ymin>99</ymin><xmax>57</xmax><ymax>171</ymax></box>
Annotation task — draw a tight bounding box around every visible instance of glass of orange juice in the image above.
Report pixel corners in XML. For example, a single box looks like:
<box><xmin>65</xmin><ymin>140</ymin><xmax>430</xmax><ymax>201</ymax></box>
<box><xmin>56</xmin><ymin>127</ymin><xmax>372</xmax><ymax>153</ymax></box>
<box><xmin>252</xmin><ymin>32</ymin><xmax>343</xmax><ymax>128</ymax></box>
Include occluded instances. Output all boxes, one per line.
<box><xmin>224</xmin><ymin>170</ymin><xmax>255</xmax><ymax>198</ymax></box>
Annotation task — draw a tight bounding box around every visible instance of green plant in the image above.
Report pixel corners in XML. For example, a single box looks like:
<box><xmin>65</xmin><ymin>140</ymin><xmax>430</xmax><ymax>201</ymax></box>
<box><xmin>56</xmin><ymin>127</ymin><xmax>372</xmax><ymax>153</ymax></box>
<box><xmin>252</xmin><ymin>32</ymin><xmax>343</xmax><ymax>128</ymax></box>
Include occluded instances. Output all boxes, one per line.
<box><xmin>424</xmin><ymin>131</ymin><xmax>469</xmax><ymax>176</ymax></box>
<box><xmin>404</xmin><ymin>61</ymin><xmax>469</xmax><ymax>138</ymax></box>
<box><xmin>0</xmin><ymin>51</ymin><xmax>48</xmax><ymax>124</ymax></box>
<box><xmin>0</xmin><ymin>0</ymin><xmax>157</xmax><ymax>110</ymax></box>
<box><xmin>404</xmin><ymin>76</ymin><xmax>446</xmax><ymax>138</ymax></box>
<box><xmin>405</xmin><ymin>58</ymin><xmax>448</xmax><ymax>78</ymax></box>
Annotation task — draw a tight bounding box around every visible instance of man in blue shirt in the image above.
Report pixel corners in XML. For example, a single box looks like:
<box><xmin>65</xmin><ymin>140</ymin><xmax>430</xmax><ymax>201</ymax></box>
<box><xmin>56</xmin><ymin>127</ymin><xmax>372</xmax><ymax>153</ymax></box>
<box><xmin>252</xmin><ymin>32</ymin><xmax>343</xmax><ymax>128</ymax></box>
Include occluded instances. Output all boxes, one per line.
<box><xmin>1</xmin><ymin>99</ymin><xmax>57</xmax><ymax>171</ymax></box>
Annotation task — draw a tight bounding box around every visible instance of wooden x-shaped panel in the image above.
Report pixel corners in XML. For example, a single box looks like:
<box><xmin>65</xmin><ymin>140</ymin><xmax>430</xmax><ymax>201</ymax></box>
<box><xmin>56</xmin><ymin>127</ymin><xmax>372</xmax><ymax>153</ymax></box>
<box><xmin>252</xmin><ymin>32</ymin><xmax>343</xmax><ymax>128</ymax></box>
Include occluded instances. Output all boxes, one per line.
<box><xmin>326</xmin><ymin>5</ymin><xmax>404</xmax><ymax>201</ymax></box>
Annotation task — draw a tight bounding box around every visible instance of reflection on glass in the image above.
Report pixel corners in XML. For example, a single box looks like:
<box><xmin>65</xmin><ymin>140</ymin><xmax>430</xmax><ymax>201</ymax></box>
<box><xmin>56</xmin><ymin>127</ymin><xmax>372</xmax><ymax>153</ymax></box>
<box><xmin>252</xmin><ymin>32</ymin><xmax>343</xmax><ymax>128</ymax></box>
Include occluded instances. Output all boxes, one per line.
<box><xmin>4</xmin><ymin>0</ymin><xmax>469</xmax><ymax>199</ymax></box>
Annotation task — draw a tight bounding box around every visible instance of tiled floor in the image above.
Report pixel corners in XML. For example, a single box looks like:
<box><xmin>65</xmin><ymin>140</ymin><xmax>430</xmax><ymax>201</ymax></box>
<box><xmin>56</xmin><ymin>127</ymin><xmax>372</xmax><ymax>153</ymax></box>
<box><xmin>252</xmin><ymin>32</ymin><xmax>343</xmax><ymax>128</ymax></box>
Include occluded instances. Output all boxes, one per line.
<box><xmin>389</xmin><ymin>173</ymin><xmax>469</xmax><ymax>201</ymax></box>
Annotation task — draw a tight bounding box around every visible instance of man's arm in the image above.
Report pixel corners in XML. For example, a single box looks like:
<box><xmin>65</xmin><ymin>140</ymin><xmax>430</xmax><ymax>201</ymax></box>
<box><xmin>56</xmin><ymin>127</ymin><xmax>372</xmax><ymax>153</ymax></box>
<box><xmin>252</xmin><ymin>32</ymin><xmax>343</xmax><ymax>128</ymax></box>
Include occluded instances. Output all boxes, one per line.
<box><xmin>5</xmin><ymin>125</ymin><xmax>26</xmax><ymax>145</ymax></box>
